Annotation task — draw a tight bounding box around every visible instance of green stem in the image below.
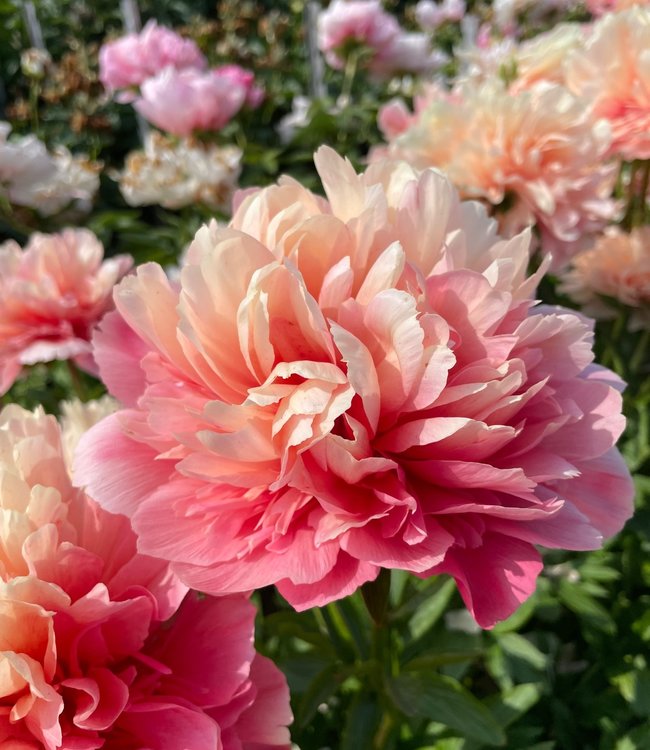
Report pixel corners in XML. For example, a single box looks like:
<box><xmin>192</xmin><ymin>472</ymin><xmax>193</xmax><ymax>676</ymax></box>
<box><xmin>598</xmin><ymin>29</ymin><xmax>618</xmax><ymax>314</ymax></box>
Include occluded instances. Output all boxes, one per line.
<box><xmin>373</xmin><ymin>711</ymin><xmax>396</xmax><ymax>750</ymax></box>
<box><xmin>339</xmin><ymin>50</ymin><xmax>359</xmax><ymax>107</ymax></box>
<box><xmin>65</xmin><ymin>360</ymin><xmax>88</xmax><ymax>402</ymax></box>
<box><xmin>637</xmin><ymin>159</ymin><xmax>650</xmax><ymax>225</ymax></box>
<box><xmin>314</xmin><ymin>605</ymin><xmax>355</xmax><ymax>662</ymax></box>
<box><xmin>630</xmin><ymin>328</ymin><xmax>650</xmax><ymax>377</ymax></box>
<box><xmin>622</xmin><ymin>160</ymin><xmax>640</xmax><ymax>231</ymax></box>
<box><xmin>29</xmin><ymin>81</ymin><xmax>41</xmax><ymax>135</ymax></box>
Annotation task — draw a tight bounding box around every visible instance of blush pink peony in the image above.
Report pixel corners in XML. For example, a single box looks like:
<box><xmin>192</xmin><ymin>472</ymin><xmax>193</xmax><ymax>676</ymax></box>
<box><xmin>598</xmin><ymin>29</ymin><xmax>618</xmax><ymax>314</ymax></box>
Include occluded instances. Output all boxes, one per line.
<box><xmin>0</xmin><ymin>404</ymin><xmax>292</xmax><ymax>749</ymax></box>
<box><xmin>99</xmin><ymin>20</ymin><xmax>206</xmax><ymax>94</ymax></box>
<box><xmin>134</xmin><ymin>67</ymin><xmax>248</xmax><ymax>136</ymax></box>
<box><xmin>318</xmin><ymin>0</ymin><xmax>400</xmax><ymax>67</ymax></box>
<box><xmin>76</xmin><ymin>148</ymin><xmax>634</xmax><ymax>629</ymax></box>
<box><xmin>0</xmin><ymin>229</ymin><xmax>132</xmax><ymax>395</ymax></box>
<box><xmin>214</xmin><ymin>65</ymin><xmax>265</xmax><ymax>109</ymax></box>
<box><xmin>566</xmin><ymin>7</ymin><xmax>650</xmax><ymax>160</ymax></box>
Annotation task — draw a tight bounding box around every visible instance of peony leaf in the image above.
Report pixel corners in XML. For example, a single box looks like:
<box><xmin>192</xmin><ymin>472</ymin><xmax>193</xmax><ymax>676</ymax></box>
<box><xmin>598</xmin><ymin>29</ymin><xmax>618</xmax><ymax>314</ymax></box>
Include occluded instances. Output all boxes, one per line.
<box><xmin>387</xmin><ymin>671</ymin><xmax>506</xmax><ymax>746</ymax></box>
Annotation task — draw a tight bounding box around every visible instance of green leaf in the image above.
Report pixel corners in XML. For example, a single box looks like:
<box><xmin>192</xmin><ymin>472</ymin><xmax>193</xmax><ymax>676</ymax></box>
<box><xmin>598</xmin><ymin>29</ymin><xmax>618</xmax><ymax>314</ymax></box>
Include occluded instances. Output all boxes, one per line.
<box><xmin>340</xmin><ymin>692</ymin><xmax>382</xmax><ymax>750</ymax></box>
<box><xmin>488</xmin><ymin>683</ymin><xmax>543</xmax><ymax>727</ymax></box>
<box><xmin>558</xmin><ymin>580</ymin><xmax>615</xmax><ymax>633</ymax></box>
<box><xmin>612</xmin><ymin>670</ymin><xmax>650</xmax><ymax>717</ymax></box>
<box><xmin>387</xmin><ymin>671</ymin><xmax>506</xmax><ymax>746</ymax></box>
<box><xmin>408</xmin><ymin>579</ymin><xmax>457</xmax><ymax>639</ymax></box>
<box><xmin>496</xmin><ymin>633</ymin><xmax>547</xmax><ymax>671</ymax></box>
<box><xmin>296</xmin><ymin>664</ymin><xmax>346</xmax><ymax>729</ymax></box>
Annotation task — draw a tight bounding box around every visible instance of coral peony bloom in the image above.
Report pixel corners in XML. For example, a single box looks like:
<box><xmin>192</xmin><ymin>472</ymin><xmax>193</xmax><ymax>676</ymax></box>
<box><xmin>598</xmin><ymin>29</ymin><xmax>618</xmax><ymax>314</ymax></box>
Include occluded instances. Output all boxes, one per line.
<box><xmin>560</xmin><ymin>227</ymin><xmax>650</xmax><ymax>329</ymax></box>
<box><xmin>134</xmin><ymin>67</ymin><xmax>247</xmax><ymax>136</ymax></box>
<box><xmin>0</xmin><ymin>405</ymin><xmax>292</xmax><ymax>749</ymax></box>
<box><xmin>376</xmin><ymin>81</ymin><xmax>619</xmax><ymax>270</ymax></box>
<box><xmin>566</xmin><ymin>7</ymin><xmax>650</xmax><ymax>160</ymax></box>
<box><xmin>99</xmin><ymin>20</ymin><xmax>206</xmax><ymax>94</ymax></box>
<box><xmin>76</xmin><ymin>149</ymin><xmax>633</xmax><ymax>629</ymax></box>
<box><xmin>0</xmin><ymin>229</ymin><xmax>132</xmax><ymax>395</ymax></box>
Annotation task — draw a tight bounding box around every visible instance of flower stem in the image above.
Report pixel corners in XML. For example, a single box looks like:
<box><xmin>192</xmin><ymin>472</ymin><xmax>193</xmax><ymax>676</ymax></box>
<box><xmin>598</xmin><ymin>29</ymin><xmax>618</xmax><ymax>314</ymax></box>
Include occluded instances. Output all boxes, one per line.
<box><xmin>66</xmin><ymin>360</ymin><xmax>88</xmax><ymax>402</ymax></box>
<box><xmin>338</xmin><ymin>50</ymin><xmax>359</xmax><ymax>108</ymax></box>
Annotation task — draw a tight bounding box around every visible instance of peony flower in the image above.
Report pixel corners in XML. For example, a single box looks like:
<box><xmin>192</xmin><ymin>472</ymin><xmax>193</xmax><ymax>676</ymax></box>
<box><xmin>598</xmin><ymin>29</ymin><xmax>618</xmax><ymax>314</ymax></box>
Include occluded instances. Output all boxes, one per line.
<box><xmin>76</xmin><ymin>148</ymin><xmax>633</xmax><ymax>629</ymax></box>
<box><xmin>0</xmin><ymin>122</ymin><xmax>58</xmax><ymax>208</ymax></box>
<box><xmin>376</xmin><ymin>81</ymin><xmax>619</xmax><ymax>270</ymax></box>
<box><xmin>214</xmin><ymin>64</ymin><xmax>265</xmax><ymax>109</ymax></box>
<box><xmin>99</xmin><ymin>20</ymin><xmax>206</xmax><ymax>94</ymax></box>
<box><xmin>560</xmin><ymin>227</ymin><xmax>650</xmax><ymax>330</ymax></box>
<box><xmin>415</xmin><ymin>0</ymin><xmax>466</xmax><ymax>30</ymax></box>
<box><xmin>565</xmin><ymin>7</ymin><xmax>650</xmax><ymax>161</ymax></box>
<box><xmin>317</xmin><ymin>0</ymin><xmax>401</xmax><ymax>69</ymax></box>
<box><xmin>134</xmin><ymin>67</ymin><xmax>247</xmax><ymax>136</ymax></box>
<box><xmin>371</xmin><ymin>31</ymin><xmax>449</xmax><ymax>77</ymax></box>
<box><xmin>0</xmin><ymin>404</ymin><xmax>292</xmax><ymax>749</ymax></box>
<box><xmin>117</xmin><ymin>132</ymin><xmax>242</xmax><ymax>211</ymax></box>
<box><xmin>0</xmin><ymin>229</ymin><xmax>132</xmax><ymax>395</ymax></box>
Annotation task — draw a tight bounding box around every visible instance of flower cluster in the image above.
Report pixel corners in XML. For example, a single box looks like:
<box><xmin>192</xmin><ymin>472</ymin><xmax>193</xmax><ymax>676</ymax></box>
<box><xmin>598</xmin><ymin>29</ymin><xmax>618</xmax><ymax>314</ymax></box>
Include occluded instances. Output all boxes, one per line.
<box><xmin>375</xmin><ymin>81</ymin><xmax>617</xmax><ymax>269</ymax></box>
<box><xmin>99</xmin><ymin>21</ymin><xmax>263</xmax><ymax>135</ymax></box>
<box><xmin>118</xmin><ymin>132</ymin><xmax>242</xmax><ymax>210</ymax></box>
<box><xmin>0</xmin><ymin>229</ymin><xmax>132</xmax><ymax>394</ymax></box>
<box><xmin>0</xmin><ymin>403</ymin><xmax>292</xmax><ymax>748</ymax></box>
<box><xmin>76</xmin><ymin>149</ymin><xmax>633</xmax><ymax>629</ymax></box>
<box><xmin>0</xmin><ymin>122</ymin><xmax>100</xmax><ymax>216</ymax></box>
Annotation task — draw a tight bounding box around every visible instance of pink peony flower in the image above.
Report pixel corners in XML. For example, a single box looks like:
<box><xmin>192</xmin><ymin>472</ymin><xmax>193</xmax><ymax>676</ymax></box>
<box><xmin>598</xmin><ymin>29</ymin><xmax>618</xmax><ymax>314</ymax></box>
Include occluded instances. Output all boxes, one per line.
<box><xmin>565</xmin><ymin>7</ymin><xmax>650</xmax><ymax>160</ymax></box>
<box><xmin>415</xmin><ymin>0</ymin><xmax>466</xmax><ymax>30</ymax></box>
<box><xmin>134</xmin><ymin>67</ymin><xmax>248</xmax><ymax>136</ymax></box>
<box><xmin>0</xmin><ymin>404</ymin><xmax>292</xmax><ymax>749</ymax></box>
<box><xmin>76</xmin><ymin>149</ymin><xmax>633</xmax><ymax>629</ymax></box>
<box><xmin>214</xmin><ymin>65</ymin><xmax>265</xmax><ymax>109</ymax></box>
<box><xmin>560</xmin><ymin>227</ymin><xmax>650</xmax><ymax>330</ymax></box>
<box><xmin>371</xmin><ymin>31</ymin><xmax>449</xmax><ymax>77</ymax></box>
<box><xmin>376</xmin><ymin>81</ymin><xmax>619</xmax><ymax>270</ymax></box>
<box><xmin>99</xmin><ymin>20</ymin><xmax>206</xmax><ymax>94</ymax></box>
<box><xmin>0</xmin><ymin>229</ymin><xmax>132</xmax><ymax>395</ymax></box>
<box><xmin>317</xmin><ymin>0</ymin><xmax>401</xmax><ymax>69</ymax></box>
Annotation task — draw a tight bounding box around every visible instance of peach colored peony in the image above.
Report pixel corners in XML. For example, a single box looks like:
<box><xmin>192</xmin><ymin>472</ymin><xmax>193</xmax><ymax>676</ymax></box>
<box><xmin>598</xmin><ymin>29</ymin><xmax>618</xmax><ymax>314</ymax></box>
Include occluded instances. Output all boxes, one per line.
<box><xmin>76</xmin><ymin>149</ymin><xmax>633</xmax><ymax>629</ymax></box>
<box><xmin>0</xmin><ymin>405</ymin><xmax>292</xmax><ymax>749</ymax></box>
<box><xmin>566</xmin><ymin>7</ymin><xmax>650</xmax><ymax>160</ymax></box>
<box><xmin>0</xmin><ymin>229</ymin><xmax>132</xmax><ymax>395</ymax></box>
<box><xmin>134</xmin><ymin>67</ymin><xmax>248</xmax><ymax>136</ymax></box>
<box><xmin>376</xmin><ymin>81</ymin><xmax>619</xmax><ymax>270</ymax></box>
<box><xmin>560</xmin><ymin>227</ymin><xmax>650</xmax><ymax>329</ymax></box>
<box><xmin>99</xmin><ymin>20</ymin><xmax>206</xmax><ymax>94</ymax></box>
